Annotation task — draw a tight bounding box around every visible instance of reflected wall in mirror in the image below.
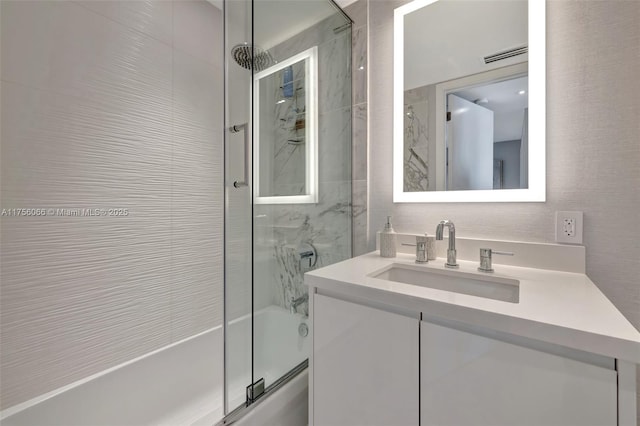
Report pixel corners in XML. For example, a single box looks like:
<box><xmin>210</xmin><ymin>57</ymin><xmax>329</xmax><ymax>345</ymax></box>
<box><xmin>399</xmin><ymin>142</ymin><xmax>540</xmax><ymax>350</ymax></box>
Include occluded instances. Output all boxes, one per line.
<box><xmin>254</xmin><ymin>47</ymin><xmax>318</xmax><ymax>204</ymax></box>
<box><xmin>394</xmin><ymin>0</ymin><xmax>545</xmax><ymax>202</ymax></box>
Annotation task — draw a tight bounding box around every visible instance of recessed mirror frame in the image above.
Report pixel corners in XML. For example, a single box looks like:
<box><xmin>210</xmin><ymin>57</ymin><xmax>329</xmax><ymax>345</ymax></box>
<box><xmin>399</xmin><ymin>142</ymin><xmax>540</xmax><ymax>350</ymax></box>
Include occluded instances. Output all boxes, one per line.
<box><xmin>253</xmin><ymin>46</ymin><xmax>318</xmax><ymax>204</ymax></box>
<box><xmin>393</xmin><ymin>0</ymin><xmax>545</xmax><ymax>203</ymax></box>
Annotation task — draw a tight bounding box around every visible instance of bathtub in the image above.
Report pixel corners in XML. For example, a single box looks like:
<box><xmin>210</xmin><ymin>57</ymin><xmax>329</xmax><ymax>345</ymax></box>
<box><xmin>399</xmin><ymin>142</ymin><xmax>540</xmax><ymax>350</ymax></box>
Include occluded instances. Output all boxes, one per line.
<box><xmin>1</xmin><ymin>305</ymin><xmax>309</xmax><ymax>426</ymax></box>
<box><xmin>226</xmin><ymin>306</ymin><xmax>310</xmax><ymax>413</ymax></box>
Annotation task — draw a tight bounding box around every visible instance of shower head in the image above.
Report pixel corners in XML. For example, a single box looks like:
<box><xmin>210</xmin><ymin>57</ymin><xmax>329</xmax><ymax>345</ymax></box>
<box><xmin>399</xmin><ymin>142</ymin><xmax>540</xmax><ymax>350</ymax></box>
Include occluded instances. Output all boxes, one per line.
<box><xmin>231</xmin><ymin>43</ymin><xmax>275</xmax><ymax>72</ymax></box>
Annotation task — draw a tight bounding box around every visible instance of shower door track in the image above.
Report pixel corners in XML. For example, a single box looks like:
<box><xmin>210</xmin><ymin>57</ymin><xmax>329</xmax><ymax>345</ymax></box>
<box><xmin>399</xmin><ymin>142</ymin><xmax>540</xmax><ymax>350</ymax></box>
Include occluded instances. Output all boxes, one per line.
<box><xmin>215</xmin><ymin>359</ymin><xmax>308</xmax><ymax>425</ymax></box>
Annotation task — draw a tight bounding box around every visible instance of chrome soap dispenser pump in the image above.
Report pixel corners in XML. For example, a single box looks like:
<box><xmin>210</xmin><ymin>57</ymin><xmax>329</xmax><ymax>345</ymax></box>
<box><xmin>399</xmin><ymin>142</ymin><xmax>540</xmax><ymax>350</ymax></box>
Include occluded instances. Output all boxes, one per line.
<box><xmin>380</xmin><ymin>216</ymin><xmax>397</xmax><ymax>258</ymax></box>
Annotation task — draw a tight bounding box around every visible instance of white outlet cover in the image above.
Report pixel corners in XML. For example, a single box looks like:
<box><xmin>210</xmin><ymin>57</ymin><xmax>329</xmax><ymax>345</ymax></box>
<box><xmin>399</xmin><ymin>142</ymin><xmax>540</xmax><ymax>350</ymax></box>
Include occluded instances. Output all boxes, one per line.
<box><xmin>555</xmin><ymin>211</ymin><xmax>583</xmax><ymax>244</ymax></box>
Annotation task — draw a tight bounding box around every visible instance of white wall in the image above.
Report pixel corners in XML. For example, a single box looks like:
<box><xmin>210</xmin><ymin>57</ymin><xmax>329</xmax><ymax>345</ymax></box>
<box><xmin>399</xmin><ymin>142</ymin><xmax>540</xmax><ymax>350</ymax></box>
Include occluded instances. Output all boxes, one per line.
<box><xmin>366</xmin><ymin>0</ymin><xmax>640</xmax><ymax>420</ymax></box>
<box><xmin>0</xmin><ymin>0</ymin><xmax>223</xmax><ymax>410</ymax></box>
<box><xmin>404</xmin><ymin>0</ymin><xmax>527</xmax><ymax>91</ymax></box>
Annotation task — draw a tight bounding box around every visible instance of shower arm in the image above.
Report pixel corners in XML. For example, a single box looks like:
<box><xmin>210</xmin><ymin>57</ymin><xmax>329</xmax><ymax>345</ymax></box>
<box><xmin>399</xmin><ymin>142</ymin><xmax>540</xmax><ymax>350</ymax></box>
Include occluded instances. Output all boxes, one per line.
<box><xmin>229</xmin><ymin>123</ymin><xmax>249</xmax><ymax>188</ymax></box>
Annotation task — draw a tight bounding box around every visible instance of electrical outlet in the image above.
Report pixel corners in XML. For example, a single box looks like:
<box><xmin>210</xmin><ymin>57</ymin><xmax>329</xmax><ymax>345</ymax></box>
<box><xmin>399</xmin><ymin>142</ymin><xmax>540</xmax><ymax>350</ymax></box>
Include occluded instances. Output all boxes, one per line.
<box><xmin>556</xmin><ymin>211</ymin><xmax>583</xmax><ymax>244</ymax></box>
<box><xmin>562</xmin><ymin>218</ymin><xmax>576</xmax><ymax>237</ymax></box>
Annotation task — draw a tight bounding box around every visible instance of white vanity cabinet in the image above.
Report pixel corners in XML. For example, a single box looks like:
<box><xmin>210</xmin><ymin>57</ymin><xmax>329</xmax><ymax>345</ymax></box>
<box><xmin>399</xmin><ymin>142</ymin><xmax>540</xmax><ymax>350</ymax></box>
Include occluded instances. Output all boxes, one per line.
<box><xmin>311</xmin><ymin>294</ymin><xmax>419</xmax><ymax>426</ymax></box>
<box><xmin>420</xmin><ymin>320</ymin><xmax>618</xmax><ymax>426</ymax></box>
<box><xmin>306</xmin><ymin>250</ymin><xmax>639</xmax><ymax>426</ymax></box>
<box><xmin>310</xmin><ymin>292</ymin><xmax>623</xmax><ymax>426</ymax></box>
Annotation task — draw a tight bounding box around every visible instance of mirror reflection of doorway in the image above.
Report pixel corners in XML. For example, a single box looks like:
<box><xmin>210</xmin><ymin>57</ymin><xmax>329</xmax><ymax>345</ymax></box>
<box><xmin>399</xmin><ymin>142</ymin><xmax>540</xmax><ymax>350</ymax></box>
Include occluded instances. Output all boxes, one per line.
<box><xmin>446</xmin><ymin>94</ymin><xmax>494</xmax><ymax>190</ymax></box>
<box><xmin>445</xmin><ymin>74</ymin><xmax>528</xmax><ymax>191</ymax></box>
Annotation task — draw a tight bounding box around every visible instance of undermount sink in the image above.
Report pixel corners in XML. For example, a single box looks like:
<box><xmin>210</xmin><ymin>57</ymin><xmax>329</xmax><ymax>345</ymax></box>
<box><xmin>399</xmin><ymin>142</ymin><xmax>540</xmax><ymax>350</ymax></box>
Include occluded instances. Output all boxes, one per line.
<box><xmin>369</xmin><ymin>264</ymin><xmax>520</xmax><ymax>303</ymax></box>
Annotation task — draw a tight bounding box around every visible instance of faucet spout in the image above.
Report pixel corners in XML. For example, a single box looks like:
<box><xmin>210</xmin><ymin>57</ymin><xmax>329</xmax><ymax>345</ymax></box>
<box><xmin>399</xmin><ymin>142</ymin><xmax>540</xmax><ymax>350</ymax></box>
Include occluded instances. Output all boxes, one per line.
<box><xmin>435</xmin><ymin>220</ymin><xmax>459</xmax><ymax>269</ymax></box>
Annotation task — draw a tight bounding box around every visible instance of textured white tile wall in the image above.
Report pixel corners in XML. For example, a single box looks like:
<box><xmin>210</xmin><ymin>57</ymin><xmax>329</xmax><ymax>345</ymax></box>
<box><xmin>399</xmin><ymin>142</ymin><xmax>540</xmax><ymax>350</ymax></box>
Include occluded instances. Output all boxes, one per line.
<box><xmin>224</xmin><ymin>0</ymin><xmax>253</xmax><ymax>327</ymax></box>
<box><xmin>367</xmin><ymin>0</ymin><xmax>640</xmax><ymax>420</ymax></box>
<box><xmin>0</xmin><ymin>0</ymin><xmax>223</xmax><ymax>410</ymax></box>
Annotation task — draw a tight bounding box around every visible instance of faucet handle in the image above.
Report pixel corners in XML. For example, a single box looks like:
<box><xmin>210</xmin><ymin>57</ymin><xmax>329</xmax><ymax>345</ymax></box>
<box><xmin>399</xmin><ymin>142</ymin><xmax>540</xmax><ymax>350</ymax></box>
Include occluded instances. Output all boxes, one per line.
<box><xmin>478</xmin><ymin>248</ymin><xmax>514</xmax><ymax>273</ymax></box>
<box><xmin>402</xmin><ymin>236</ymin><xmax>429</xmax><ymax>264</ymax></box>
<box><xmin>415</xmin><ymin>236</ymin><xmax>428</xmax><ymax>264</ymax></box>
<box><xmin>479</xmin><ymin>248</ymin><xmax>514</xmax><ymax>257</ymax></box>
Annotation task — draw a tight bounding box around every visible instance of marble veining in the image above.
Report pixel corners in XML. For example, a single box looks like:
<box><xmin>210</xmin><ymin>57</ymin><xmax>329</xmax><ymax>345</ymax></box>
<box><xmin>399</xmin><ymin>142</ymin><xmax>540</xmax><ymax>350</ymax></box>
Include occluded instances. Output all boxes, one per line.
<box><xmin>254</xmin><ymin>179</ymin><xmax>352</xmax><ymax>312</ymax></box>
<box><xmin>251</xmin><ymin>11</ymin><xmax>353</xmax><ymax>314</ymax></box>
<box><xmin>352</xmin><ymin>26</ymin><xmax>368</xmax><ymax>105</ymax></box>
<box><xmin>404</xmin><ymin>88</ymin><xmax>429</xmax><ymax>192</ymax></box>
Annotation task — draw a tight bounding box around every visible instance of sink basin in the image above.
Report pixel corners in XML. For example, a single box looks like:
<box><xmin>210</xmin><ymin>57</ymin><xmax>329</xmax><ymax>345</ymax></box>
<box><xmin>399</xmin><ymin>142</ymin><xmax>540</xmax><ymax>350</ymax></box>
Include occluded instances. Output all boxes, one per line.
<box><xmin>369</xmin><ymin>264</ymin><xmax>519</xmax><ymax>303</ymax></box>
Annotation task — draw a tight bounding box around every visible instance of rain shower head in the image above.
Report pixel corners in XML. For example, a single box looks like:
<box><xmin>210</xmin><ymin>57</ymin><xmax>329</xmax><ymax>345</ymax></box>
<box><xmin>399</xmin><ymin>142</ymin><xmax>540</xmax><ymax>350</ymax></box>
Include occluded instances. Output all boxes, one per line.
<box><xmin>231</xmin><ymin>43</ymin><xmax>275</xmax><ymax>72</ymax></box>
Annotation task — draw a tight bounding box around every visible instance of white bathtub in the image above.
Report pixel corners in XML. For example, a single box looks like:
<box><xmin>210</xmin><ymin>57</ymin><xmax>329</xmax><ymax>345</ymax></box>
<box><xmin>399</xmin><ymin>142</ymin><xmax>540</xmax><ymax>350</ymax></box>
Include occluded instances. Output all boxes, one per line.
<box><xmin>226</xmin><ymin>306</ymin><xmax>310</xmax><ymax>413</ymax></box>
<box><xmin>1</xmin><ymin>305</ymin><xmax>309</xmax><ymax>426</ymax></box>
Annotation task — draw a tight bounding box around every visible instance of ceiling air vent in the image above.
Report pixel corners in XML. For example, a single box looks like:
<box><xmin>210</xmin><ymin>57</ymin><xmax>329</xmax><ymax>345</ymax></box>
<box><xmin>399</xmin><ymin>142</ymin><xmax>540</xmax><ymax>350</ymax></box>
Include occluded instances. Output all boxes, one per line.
<box><xmin>484</xmin><ymin>46</ymin><xmax>528</xmax><ymax>64</ymax></box>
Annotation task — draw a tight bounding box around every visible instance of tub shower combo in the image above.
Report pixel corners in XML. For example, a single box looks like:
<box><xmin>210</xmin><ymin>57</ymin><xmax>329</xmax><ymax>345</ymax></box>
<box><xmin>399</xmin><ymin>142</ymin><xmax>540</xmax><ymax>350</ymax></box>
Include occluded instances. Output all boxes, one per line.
<box><xmin>224</xmin><ymin>0</ymin><xmax>352</xmax><ymax>421</ymax></box>
<box><xmin>0</xmin><ymin>0</ymin><xmax>352</xmax><ymax>424</ymax></box>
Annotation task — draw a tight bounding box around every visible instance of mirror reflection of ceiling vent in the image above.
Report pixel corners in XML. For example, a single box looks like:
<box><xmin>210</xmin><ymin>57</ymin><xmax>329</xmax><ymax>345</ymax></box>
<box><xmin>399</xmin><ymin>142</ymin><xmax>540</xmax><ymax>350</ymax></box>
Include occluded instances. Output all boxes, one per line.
<box><xmin>484</xmin><ymin>46</ymin><xmax>528</xmax><ymax>64</ymax></box>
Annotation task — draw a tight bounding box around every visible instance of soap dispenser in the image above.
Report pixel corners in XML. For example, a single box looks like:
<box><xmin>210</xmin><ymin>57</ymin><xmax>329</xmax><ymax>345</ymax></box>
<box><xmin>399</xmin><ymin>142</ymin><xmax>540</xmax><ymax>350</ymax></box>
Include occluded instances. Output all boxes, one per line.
<box><xmin>380</xmin><ymin>216</ymin><xmax>397</xmax><ymax>258</ymax></box>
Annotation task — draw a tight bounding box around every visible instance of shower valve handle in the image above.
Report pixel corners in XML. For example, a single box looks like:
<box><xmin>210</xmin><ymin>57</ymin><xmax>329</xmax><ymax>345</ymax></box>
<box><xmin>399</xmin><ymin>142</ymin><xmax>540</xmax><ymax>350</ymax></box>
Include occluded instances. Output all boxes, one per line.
<box><xmin>300</xmin><ymin>250</ymin><xmax>314</xmax><ymax>266</ymax></box>
<box><xmin>297</xmin><ymin>243</ymin><xmax>317</xmax><ymax>270</ymax></box>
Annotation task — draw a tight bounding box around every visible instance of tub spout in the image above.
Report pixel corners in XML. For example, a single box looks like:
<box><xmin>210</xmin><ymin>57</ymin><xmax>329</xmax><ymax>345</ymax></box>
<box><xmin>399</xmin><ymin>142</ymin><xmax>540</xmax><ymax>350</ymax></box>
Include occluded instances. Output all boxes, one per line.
<box><xmin>290</xmin><ymin>294</ymin><xmax>309</xmax><ymax>316</ymax></box>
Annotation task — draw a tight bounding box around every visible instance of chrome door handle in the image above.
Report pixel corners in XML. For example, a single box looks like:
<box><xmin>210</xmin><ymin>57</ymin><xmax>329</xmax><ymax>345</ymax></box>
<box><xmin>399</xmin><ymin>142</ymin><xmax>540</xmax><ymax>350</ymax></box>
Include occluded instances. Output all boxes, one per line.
<box><xmin>229</xmin><ymin>123</ymin><xmax>249</xmax><ymax>188</ymax></box>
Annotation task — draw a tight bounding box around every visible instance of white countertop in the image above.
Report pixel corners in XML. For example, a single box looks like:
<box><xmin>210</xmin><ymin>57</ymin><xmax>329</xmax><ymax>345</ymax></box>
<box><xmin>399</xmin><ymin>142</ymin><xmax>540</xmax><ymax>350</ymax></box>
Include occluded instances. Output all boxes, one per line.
<box><xmin>305</xmin><ymin>251</ymin><xmax>640</xmax><ymax>363</ymax></box>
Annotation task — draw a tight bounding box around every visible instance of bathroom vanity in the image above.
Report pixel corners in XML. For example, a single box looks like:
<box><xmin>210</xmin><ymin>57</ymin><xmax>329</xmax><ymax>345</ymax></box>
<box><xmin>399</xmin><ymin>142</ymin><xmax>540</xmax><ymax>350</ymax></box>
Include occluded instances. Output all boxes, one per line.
<box><xmin>305</xmin><ymin>237</ymin><xmax>639</xmax><ymax>426</ymax></box>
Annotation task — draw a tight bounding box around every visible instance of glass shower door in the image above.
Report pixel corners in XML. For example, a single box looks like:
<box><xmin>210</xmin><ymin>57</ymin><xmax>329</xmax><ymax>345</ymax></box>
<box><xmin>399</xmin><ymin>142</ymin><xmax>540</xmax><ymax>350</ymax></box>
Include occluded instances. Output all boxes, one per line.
<box><xmin>224</xmin><ymin>0</ymin><xmax>352</xmax><ymax>415</ymax></box>
<box><xmin>224</xmin><ymin>0</ymin><xmax>253</xmax><ymax>414</ymax></box>
<box><xmin>251</xmin><ymin>0</ymin><xmax>352</xmax><ymax>397</ymax></box>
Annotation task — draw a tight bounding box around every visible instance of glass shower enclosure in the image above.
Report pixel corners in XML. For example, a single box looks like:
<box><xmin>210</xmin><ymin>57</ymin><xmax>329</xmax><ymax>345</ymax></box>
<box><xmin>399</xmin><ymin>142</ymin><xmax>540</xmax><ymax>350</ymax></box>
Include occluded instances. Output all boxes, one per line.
<box><xmin>224</xmin><ymin>0</ymin><xmax>352</xmax><ymax>416</ymax></box>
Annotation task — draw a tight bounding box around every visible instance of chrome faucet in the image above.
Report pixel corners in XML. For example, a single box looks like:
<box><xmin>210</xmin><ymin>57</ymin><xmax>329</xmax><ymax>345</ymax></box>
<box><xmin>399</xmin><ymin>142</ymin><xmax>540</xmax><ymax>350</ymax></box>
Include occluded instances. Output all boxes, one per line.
<box><xmin>435</xmin><ymin>220</ymin><xmax>459</xmax><ymax>268</ymax></box>
<box><xmin>290</xmin><ymin>293</ymin><xmax>309</xmax><ymax>316</ymax></box>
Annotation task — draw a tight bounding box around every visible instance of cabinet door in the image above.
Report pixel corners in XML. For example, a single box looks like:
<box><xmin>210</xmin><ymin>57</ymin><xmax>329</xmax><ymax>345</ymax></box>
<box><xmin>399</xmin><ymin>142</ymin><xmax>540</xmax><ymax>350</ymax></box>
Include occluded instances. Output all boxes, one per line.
<box><xmin>313</xmin><ymin>294</ymin><xmax>419</xmax><ymax>426</ymax></box>
<box><xmin>420</xmin><ymin>321</ymin><xmax>617</xmax><ymax>426</ymax></box>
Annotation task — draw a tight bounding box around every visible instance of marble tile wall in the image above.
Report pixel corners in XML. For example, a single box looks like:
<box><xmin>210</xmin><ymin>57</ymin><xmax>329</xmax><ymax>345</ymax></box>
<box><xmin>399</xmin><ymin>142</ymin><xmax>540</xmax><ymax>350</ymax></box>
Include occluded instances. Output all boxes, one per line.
<box><xmin>403</xmin><ymin>87</ymin><xmax>430</xmax><ymax>192</ymax></box>
<box><xmin>252</xmin><ymin>10</ymin><xmax>355</xmax><ymax>313</ymax></box>
<box><xmin>345</xmin><ymin>0</ymin><xmax>369</xmax><ymax>257</ymax></box>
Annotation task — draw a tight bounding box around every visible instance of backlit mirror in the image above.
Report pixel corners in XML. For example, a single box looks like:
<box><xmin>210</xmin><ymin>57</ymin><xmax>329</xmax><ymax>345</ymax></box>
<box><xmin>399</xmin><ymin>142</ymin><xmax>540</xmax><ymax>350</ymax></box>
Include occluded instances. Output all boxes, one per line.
<box><xmin>393</xmin><ymin>0</ymin><xmax>545</xmax><ymax>202</ymax></box>
<box><xmin>254</xmin><ymin>47</ymin><xmax>318</xmax><ymax>204</ymax></box>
